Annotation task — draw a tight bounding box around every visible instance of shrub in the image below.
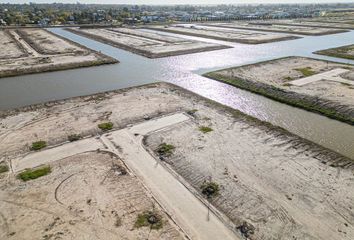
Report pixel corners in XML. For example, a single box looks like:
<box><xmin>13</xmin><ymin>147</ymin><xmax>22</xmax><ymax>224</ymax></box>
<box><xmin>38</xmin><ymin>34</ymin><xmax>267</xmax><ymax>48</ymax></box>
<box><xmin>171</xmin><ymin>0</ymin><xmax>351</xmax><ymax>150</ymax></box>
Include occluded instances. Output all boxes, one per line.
<box><xmin>199</xmin><ymin>126</ymin><xmax>213</xmax><ymax>133</ymax></box>
<box><xmin>31</xmin><ymin>141</ymin><xmax>47</xmax><ymax>151</ymax></box>
<box><xmin>294</xmin><ymin>67</ymin><xmax>316</xmax><ymax>77</ymax></box>
<box><xmin>17</xmin><ymin>166</ymin><xmax>51</xmax><ymax>181</ymax></box>
<box><xmin>134</xmin><ymin>211</ymin><xmax>163</xmax><ymax>230</ymax></box>
<box><xmin>98</xmin><ymin>122</ymin><xmax>113</xmax><ymax>131</ymax></box>
<box><xmin>201</xmin><ymin>181</ymin><xmax>219</xmax><ymax>198</ymax></box>
<box><xmin>0</xmin><ymin>164</ymin><xmax>9</xmax><ymax>174</ymax></box>
<box><xmin>186</xmin><ymin>109</ymin><xmax>198</xmax><ymax>116</ymax></box>
<box><xmin>283</xmin><ymin>76</ymin><xmax>293</xmax><ymax>81</ymax></box>
<box><xmin>156</xmin><ymin>143</ymin><xmax>175</xmax><ymax>157</ymax></box>
<box><xmin>68</xmin><ymin>134</ymin><xmax>81</xmax><ymax>142</ymax></box>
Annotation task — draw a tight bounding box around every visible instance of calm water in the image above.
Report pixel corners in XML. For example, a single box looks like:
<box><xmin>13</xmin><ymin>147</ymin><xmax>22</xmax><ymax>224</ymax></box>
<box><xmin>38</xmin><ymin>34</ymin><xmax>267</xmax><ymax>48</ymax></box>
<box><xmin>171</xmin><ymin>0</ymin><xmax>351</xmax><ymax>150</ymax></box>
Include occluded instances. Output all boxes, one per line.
<box><xmin>0</xmin><ymin>28</ymin><xmax>353</xmax><ymax>159</ymax></box>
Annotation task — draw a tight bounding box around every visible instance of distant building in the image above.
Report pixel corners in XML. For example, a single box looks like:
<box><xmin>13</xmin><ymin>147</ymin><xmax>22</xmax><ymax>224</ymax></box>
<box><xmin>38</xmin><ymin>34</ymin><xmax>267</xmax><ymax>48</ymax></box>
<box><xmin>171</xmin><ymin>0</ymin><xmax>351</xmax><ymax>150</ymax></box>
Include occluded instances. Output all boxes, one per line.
<box><xmin>38</xmin><ymin>18</ymin><xmax>50</xmax><ymax>27</ymax></box>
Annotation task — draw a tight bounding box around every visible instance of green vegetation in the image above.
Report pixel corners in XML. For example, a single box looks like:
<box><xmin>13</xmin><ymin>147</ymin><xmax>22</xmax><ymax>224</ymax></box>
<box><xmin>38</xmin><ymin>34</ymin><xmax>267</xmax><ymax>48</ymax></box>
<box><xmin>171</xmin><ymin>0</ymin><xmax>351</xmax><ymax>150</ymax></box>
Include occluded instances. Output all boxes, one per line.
<box><xmin>0</xmin><ymin>164</ymin><xmax>9</xmax><ymax>174</ymax></box>
<box><xmin>201</xmin><ymin>181</ymin><xmax>220</xmax><ymax>198</ymax></box>
<box><xmin>134</xmin><ymin>211</ymin><xmax>163</xmax><ymax>230</ymax></box>
<box><xmin>98</xmin><ymin>122</ymin><xmax>113</xmax><ymax>131</ymax></box>
<box><xmin>203</xmin><ymin>72</ymin><xmax>354</xmax><ymax>125</ymax></box>
<box><xmin>294</xmin><ymin>67</ymin><xmax>316</xmax><ymax>77</ymax></box>
<box><xmin>315</xmin><ymin>45</ymin><xmax>354</xmax><ymax>60</ymax></box>
<box><xmin>199</xmin><ymin>126</ymin><xmax>213</xmax><ymax>133</ymax></box>
<box><xmin>283</xmin><ymin>76</ymin><xmax>293</xmax><ymax>81</ymax></box>
<box><xmin>31</xmin><ymin>141</ymin><xmax>47</xmax><ymax>151</ymax></box>
<box><xmin>17</xmin><ymin>166</ymin><xmax>51</xmax><ymax>181</ymax></box>
<box><xmin>68</xmin><ymin>134</ymin><xmax>81</xmax><ymax>142</ymax></box>
<box><xmin>156</xmin><ymin>143</ymin><xmax>175</xmax><ymax>157</ymax></box>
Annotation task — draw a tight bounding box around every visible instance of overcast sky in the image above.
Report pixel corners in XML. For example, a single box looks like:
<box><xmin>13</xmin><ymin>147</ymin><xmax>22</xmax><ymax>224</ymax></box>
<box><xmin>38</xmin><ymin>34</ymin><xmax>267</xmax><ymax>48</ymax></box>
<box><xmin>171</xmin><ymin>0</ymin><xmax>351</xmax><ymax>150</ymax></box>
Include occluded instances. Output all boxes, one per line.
<box><xmin>1</xmin><ymin>0</ymin><xmax>353</xmax><ymax>4</ymax></box>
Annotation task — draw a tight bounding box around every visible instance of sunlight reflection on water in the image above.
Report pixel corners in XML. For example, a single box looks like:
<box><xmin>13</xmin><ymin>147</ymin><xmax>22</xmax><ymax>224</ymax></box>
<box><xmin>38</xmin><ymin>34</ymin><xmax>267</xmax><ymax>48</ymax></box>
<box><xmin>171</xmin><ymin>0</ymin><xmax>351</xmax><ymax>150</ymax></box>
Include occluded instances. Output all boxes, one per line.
<box><xmin>0</xmin><ymin>28</ymin><xmax>353</xmax><ymax>159</ymax></box>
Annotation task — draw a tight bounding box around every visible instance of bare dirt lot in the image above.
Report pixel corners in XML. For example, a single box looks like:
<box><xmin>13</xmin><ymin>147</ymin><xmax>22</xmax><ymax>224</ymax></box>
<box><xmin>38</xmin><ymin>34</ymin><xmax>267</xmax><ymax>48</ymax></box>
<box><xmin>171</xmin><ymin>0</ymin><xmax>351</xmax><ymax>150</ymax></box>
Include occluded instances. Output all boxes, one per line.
<box><xmin>315</xmin><ymin>44</ymin><xmax>354</xmax><ymax>60</ymax></box>
<box><xmin>0</xmin><ymin>82</ymin><xmax>353</xmax><ymax>240</ymax></box>
<box><xmin>0</xmin><ymin>28</ymin><xmax>117</xmax><ymax>78</ymax></box>
<box><xmin>0</xmin><ymin>30</ymin><xmax>27</xmax><ymax>59</ymax></box>
<box><xmin>146</xmin><ymin>25</ymin><xmax>300</xmax><ymax>44</ymax></box>
<box><xmin>307</xmin><ymin>16</ymin><xmax>354</xmax><ymax>24</ymax></box>
<box><xmin>204</xmin><ymin>57</ymin><xmax>354</xmax><ymax>124</ymax></box>
<box><xmin>0</xmin><ymin>151</ymin><xmax>184</xmax><ymax>240</ymax></box>
<box><xmin>144</xmin><ymin>103</ymin><xmax>354</xmax><ymax>240</ymax></box>
<box><xmin>202</xmin><ymin>22</ymin><xmax>347</xmax><ymax>36</ymax></box>
<box><xmin>256</xmin><ymin>19</ymin><xmax>354</xmax><ymax>30</ymax></box>
<box><xmin>66</xmin><ymin>27</ymin><xmax>229</xmax><ymax>58</ymax></box>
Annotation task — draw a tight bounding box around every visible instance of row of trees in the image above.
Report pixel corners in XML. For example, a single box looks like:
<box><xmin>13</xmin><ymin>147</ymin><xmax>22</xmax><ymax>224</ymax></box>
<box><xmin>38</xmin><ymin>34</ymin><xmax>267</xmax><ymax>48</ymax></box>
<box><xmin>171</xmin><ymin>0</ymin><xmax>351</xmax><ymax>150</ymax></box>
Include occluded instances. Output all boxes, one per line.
<box><xmin>0</xmin><ymin>4</ymin><xmax>138</xmax><ymax>25</ymax></box>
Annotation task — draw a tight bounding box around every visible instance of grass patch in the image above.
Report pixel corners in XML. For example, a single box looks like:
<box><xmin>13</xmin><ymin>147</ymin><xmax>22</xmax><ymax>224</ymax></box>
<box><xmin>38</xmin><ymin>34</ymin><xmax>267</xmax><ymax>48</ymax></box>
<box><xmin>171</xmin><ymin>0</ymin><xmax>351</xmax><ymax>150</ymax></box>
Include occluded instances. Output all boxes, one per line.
<box><xmin>17</xmin><ymin>166</ymin><xmax>51</xmax><ymax>181</ymax></box>
<box><xmin>199</xmin><ymin>126</ymin><xmax>213</xmax><ymax>133</ymax></box>
<box><xmin>201</xmin><ymin>181</ymin><xmax>220</xmax><ymax>198</ymax></box>
<box><xmin>68</xmin><ymin>134</ymin><xmax>81</xmax><ymax>142</ymax></box>
<box><xmin>31</xmin><ymin>141</ymin><xmax>47</xmax><ymax>151</ymax></box>
<box><xmin>156</xmin><ymin>143</ymin><xmax>175</xmax><ymax>157</ymax></box>
<box><xmin>0</xmin><ymin>164</ymin><xmax>9</xmax><ymax>174</ymax></box>
<box><xmin>98</xmin><ymin>122</ymin><xmax>113</xmax><ymax>131</ymax></box>
<box><xmin>134</xmin><ymin>211</ymin><xmax>163</xmax><ymax>230</ymax></box>
<box><xmin>283</xmin><ymin>76</ymin><xmax>293</xmax><ymax>81</ymax></box>
<box><xmin>294</xmin><ymin>67</ymin><xmax>316</xmax><ymax>77</ymax></box>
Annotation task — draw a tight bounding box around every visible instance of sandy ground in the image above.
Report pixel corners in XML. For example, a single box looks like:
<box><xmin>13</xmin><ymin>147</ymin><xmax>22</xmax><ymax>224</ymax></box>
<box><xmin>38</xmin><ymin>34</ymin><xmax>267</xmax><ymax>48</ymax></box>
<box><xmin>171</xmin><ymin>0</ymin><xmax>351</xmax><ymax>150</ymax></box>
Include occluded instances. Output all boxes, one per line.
<box><xmin>0</xmin><ymin>28</ymin><xmax>117</xmax><ymax>78</ymax></box>
<box><xmin>146</xmin><ymin>25</ymin><xmax>299</xmax><ymax>44</ymax></box>
<box><xmin>307</xmin><ymin>16</ymin><xmax>354</xmax><ymax>24</ymax></box>
<box><xmin>104</xmin><ymin>113</ymin><xmax>237</xmax><ymax>240</ymax></box>
<box><xmin>7</xmin><ymin>112</ymin><xmax>238</xmax><ymax>240</ymax></box>
<box><xmin>67</xmin><ymin>27</ymin><xmax>229</xmax><ymax>58</ymax></box>
<box><xmin>0</xmin><ymin>151</ymin><xmax>184</xmax><ymax>240</ymax></box>
<box><xmin>0</xmin><ymin>83</ymin><xmax>353</xmax><ymax>240</ymax></box>
<box><xmin>257</xmin><ymin>19</ymin><xmax>354</xmax><ymax>30</ymax></box>
<box><xmin>202</xmin><ymin>22</ymin><xmax>347</xmax><ymax>36</ymax></box>
<box><xmin>315</xmin><ymin>44</ymin><xmax>354</xmax><ymax>60</ymax></box>
<box><xmin>144</xmin><ymin>100</ymin><xmax>354</xmax><ymax>240</ymax></box>
<box><xmin>17</xmin><ymin>28</ymin><xmax>84</xmax><ymax>54</ymax></box>
<box><xmin>208</xmin><ymin>57</ymin><xmax>354</xmax><ymax>107</ymax></box>
<box><xmin>0</xmin><ymin>30</ymin><xmax>27</xmax><ymax>59</ymax></box>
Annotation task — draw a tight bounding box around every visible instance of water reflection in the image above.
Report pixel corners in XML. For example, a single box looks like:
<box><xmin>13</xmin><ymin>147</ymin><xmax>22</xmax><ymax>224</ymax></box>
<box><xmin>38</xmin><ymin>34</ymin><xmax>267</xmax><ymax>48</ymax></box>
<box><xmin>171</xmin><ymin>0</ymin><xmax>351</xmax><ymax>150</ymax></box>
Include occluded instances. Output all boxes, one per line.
<box><xmin>0</xmin><ymin>28</ymin><xmax>353</xmax><ymax>159</ymax></box>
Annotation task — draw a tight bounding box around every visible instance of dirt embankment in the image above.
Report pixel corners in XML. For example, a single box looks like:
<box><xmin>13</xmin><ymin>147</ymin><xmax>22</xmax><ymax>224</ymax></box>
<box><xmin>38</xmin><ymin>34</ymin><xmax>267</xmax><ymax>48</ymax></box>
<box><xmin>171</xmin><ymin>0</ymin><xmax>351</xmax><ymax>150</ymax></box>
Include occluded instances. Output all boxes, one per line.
<box><xmin>66</xmin><ymin>27</ymin><xmax>229</xmax><ymax>58</ymax></box>
<box><xmin>0</xmin><ymin>28</ymin><xmax>118</xmax><ymax>79</ymax></box>
<box><xmin>204</xmin><ymin>56</ymin><xmax>354</xmax><ymax>125</ymax></box>
<box><xmin>145</xmin><ymin>25</ymin><xmax>300</xmax><ymax>44</ymax></box>
<box><xmin>144</xmin><ymin>98</ymin><xmax>354</xmax><ymax>240</ymax></box>
<box><xmin>0</xmin><ymin>82</ymin><xmax>353</xmax><ymax>239</ymax></box>
<box><xmin>315</xmin><ymin>44</ymin><xmax>354</xmax><ymax>60</ymax></box>
<box><xmin>202</xmin><ymin>22</ymin><xmax>348</xmax><ymax>36</ymax></box>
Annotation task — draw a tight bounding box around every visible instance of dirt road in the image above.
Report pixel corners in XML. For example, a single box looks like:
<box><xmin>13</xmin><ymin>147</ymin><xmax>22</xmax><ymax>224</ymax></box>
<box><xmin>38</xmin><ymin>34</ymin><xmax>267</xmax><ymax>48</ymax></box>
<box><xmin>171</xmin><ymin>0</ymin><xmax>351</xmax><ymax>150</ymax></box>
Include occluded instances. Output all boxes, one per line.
<box><xmin>9</xmin><ymin>112</ymin><xmax>239</xmax><ymax>240</ymax></box>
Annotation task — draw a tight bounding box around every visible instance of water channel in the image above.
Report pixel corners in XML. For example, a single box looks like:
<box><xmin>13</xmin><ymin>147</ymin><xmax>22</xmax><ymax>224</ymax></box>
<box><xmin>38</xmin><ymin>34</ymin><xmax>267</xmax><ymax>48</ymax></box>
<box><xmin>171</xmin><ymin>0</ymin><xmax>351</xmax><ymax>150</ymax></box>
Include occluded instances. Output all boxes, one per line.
<box><xmin>0</xmin><ymin>27</ymin><xmax>353</xmax><ymax>159</ymax></box>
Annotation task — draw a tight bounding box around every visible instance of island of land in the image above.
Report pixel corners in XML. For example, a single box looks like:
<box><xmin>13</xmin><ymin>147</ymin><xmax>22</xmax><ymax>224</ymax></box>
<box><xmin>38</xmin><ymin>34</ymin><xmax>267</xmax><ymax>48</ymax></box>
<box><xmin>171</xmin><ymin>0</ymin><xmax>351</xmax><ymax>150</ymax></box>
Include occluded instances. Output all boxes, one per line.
<box><xmin>204</xmin><ymin>56</ymin><xmax>354</xmax><ymax>125</ymax></box>
<box><xmin>145</xmin><ymin>25</ymin><xmax>300</xmax><ymax>44</ymax></box>
<box><xmin>66</xmin><ymin>27</ymin><xmax>230</xmax><ymax>58</ymax></box>
<box><xmin>0</xmin><ymin>28</ymin><xmax>117</xmax><ymax>78</ymax></box>
<box><xmin>1</xmin><ymin>83</ymin><xmax>353</xmax><ymax>240</ymax></box>
<box><xmin>255</xmin><ymin>19</ymin><xmax>354</xmax><ymax>30</ymax></box>
<box><xmin>201</xmin><ymin>22</ymin><xmax>348</xmax><ymax>36</ymax></box>
<box><xmin>315</xmin><ymin>44</ymin><xmax>354</xmax><ymax>60</ymax></box>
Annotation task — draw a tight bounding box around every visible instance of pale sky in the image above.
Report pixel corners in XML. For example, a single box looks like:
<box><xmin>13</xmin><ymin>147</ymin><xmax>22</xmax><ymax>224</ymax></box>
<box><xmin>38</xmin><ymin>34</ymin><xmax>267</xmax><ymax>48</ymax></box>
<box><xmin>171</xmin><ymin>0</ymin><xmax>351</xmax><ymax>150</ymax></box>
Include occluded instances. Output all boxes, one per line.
<box><xmin>1</xmin><ymin>0</ymin><xmax>354</xmax><ymax>4</ymax></box>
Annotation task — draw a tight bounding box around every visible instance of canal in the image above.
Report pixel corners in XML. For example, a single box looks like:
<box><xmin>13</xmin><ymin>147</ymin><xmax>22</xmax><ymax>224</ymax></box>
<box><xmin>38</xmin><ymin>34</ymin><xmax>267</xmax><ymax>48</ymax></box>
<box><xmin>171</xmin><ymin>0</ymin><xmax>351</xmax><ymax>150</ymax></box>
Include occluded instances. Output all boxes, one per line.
<box><xmin>0</xmin><ymin>28</ymin><xmax>353</xmax><ymax>159</ymax></box>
